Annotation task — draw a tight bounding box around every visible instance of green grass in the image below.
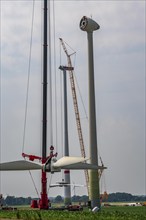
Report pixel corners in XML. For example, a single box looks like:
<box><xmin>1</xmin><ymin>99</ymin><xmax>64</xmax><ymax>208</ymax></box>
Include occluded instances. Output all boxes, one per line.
<box><xmin>0</xmin><ymin>206</ymin><xmax>146</xmax><ymax>220</ymax></box>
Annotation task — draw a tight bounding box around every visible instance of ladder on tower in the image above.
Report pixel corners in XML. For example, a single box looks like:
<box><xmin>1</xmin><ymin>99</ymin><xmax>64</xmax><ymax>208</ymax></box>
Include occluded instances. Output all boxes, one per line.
<box><xmin>59</xmin><ymin>38</ymin><xmax>89</xmax><ymax>195</ymax></box>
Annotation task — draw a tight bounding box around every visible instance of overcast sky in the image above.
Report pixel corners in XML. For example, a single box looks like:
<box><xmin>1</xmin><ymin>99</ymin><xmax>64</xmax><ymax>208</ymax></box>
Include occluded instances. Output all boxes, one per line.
<box><xmin>0</xmin><ymin>0</ymin><xmax>145</xmax><ymax>198</ymax></box>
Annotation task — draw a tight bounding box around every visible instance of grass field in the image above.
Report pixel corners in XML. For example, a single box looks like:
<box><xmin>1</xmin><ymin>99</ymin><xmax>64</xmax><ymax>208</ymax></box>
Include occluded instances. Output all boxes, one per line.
<box><xmin>0</xmin><ymin>206</ymin><xmax>146</xmax><ymax>220</ymax></box>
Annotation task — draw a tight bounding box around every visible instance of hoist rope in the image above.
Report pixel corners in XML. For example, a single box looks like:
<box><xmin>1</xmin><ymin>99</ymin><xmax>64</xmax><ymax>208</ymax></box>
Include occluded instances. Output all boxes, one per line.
<box><xmin>22</xmin><ymin>0</ymin><xmax>35</xmax><ymax>154</ymax></box>
<box><xmin>39</xmin><ymin>0</ymin><xmax>43</xmax><ymax>157</ymax></box>
<box><xmin>60</xmin><ymin>72</ymin><xmax>64</xmax><ymax>181</ymax></box>
<box><xmin>47</xmin><ymin>173</ymin><xmax>53</xmax><ymax>194</ymax></box>
<box><xmin>21</xmin><ymin>0</ymin><xmax>40</xmax><ymax>198</ymax></box>
<box><xmin>44</xmin><ymin>0</ymin><xmax>58</xmax><ymax>190</ymax></box>
<box><xmin>0</xmin><ymin>0</ymin><xmax>2</xmax><ymax>167</ymax></box>
<box><xmin>28</xmin><ymin>170</ymin><xmax>40</xmax><ymax>198</ymax></box>
<box><xmin>52</xmin><ymin>0</ymin><xmax>58</xmax><ymax>151</ymax></box>
<box><xmin>100</xmin><ymin>170</ymin><xmax>107</xmax><ymax>194</ymax></box>
<box><xmin>62</xmin><ymin>39</ymin><xmax>76</xmax><ymax>55</ymax></box>
<box><xmin>48</xmin><ymin>0</ymin><xmax>53</xmax><ymax>147</ymax></box>
<box><xmin>60</xmin><ymin>45</ymin><xmax>64</xmax><ymax>158</ymax></box>
<box><xmin>73</xmin><ymin>72</ymin><xmax>88</xmax><ymax>120</ymax></box>
<box><xmin>72</xmin><ymin>48</ymin><xmax>76</xmax><ymax>70</ymax></box>
<box><xmin>59</xmin><ymin>42</ymin><xmax>64</xmax><ymax>183</ymax></box>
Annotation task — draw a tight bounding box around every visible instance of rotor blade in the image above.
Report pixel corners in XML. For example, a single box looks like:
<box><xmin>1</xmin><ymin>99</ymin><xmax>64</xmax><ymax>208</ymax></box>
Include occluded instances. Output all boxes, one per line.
<box><xmin>98</xmin><ymin>166</ymin><xmax>107</xmax><ymax>170</ymax></box>
<box><xmin>0</xmin><ymin>160</ymin><xmax>43</xmax><ymax>171</ymax></box>
<box><xmin>58</xmin><ymin>162</ymin><xmax>100</xmax><ymax>170</ymax></box>
<box><xmin>49</xmin><ymin>183</ymin><xmax>85</xmax><ymax>188</ymax></box>
<box><xmin>49</xmin><ymin>184</ymin><xmax>66</xmax><ymax>188</ymax></box>
<box><xmin>52</xmin><ymin>156</ymin><xmax>89</xmax><ymax>168</ymax></box>
<box><xmin>56</xmin><ymin>181</ymin><xmax>68</xmax><ymax>184</ymax></box>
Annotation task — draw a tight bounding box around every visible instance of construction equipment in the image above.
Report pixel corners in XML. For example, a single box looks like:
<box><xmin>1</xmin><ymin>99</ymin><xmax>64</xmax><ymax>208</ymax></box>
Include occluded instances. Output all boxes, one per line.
<box><xmin>59</xmin><ymin>38</ymin><xmax>89</xmax><ymax>195</ymax></box>
<box><xmin>59</xmin><ymin>38</ymin><xmax>106</xmax><ymax>197</ymax></box>
<box><xmin>100</xmin><ymin>191</ymin><xmax>108</xmax><ymax>202</ymax></box>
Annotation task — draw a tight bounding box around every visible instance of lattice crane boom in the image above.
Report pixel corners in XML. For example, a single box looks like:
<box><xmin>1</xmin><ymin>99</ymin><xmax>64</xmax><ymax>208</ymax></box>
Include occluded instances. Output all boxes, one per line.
<box><xmin>59</xmin><ymin>38</ymin><xmax>89</xmax><ymax>195</ymax></box>
<box><xmin>59</xmin><ymin>38</ymin><xmax>105</xmax><ymax>196</ymax></box>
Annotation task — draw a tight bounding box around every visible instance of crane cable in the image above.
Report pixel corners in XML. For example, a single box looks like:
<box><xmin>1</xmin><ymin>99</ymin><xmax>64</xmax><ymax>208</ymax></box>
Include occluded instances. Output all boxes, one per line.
<box><xmin>22</xmin><ymin>0</ymin><xmax>34</xmax><ymax>154</ymax></box>
<box><xmin>59</xmin><ymin>42</ymin><xmax>64</xmax><ymax>180</ymax></box>
<box><xmin>0</xmin><ymin>0</ymin><xmax>2</xmax><ymax>173</ymax></box>
<box><xmin>52</xmin><ymin>0</ymin><xmax>58</xmax><ymax>151</ymax></box>
<box><xmin>47</xmin><ymin>0</ymin><xmax>58</xmax><ymax>193</ymax></box>
<box><xmin>73</xmin><ymin>73</ymin><xmax>88</xmax><ymax>120</ymax></box>
<box><xmin>22</xmin><ymin>0</ymin><xmax>39</xmax><ymax>198</ymax></box>
<box><xmin>48</xmin><ymin>0</ymin><xmax>54</xmax><ymax>148</ymax></box>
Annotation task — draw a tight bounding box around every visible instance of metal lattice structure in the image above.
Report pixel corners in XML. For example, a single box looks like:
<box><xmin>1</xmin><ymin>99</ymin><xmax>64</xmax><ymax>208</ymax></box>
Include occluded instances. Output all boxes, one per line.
<box><xmin>60</xmin><ymin>38</ymin><xmax>89</xmax><ymax>195</ymax></box>
<box><xmin>60</xmin><ymin>38</ymin><xmax>105</xmax><ymax>197</ymax></box>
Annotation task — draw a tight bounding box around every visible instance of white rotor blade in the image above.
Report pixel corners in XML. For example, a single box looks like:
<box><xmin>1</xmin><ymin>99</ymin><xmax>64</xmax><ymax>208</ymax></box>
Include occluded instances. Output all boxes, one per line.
<box><xmin>52</xmin><ymin>156</ymin><xmax>89</xmax><ymax>168</ymax></box>
<box><xmin>52</xmin><ymin>156</ymin><xmax>107</xmax><ymax>170</ymax></box>
<box><xmin>0</xmin><ymin>160</ymin><xmax>43</xmax><ymax>171</ymax></box>
<box><xmin>50</xmin><ymin>183</ymin><xmax>86</xmax><ymax>188</ymax></box>
<box><xmin>65</xmin><ymin>164</ymin><xmax>107</xmax><ymax>170</ymax></box>
<box><xmin>49</xmin><ymin>184</ymin><xmax>66</xmax><ymax>188</ymax></box>
<box><xmin>59</xmin><ymin>162</ymin><xmax>99</xmax><ymax>170</ymax></box>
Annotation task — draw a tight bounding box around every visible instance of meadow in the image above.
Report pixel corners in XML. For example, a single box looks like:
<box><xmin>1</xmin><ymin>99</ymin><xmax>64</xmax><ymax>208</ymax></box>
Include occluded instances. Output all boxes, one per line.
<box><xmin>0</xmin><ymin>206</ymin><xmax>146</xmax><ymax>220</ymax></box>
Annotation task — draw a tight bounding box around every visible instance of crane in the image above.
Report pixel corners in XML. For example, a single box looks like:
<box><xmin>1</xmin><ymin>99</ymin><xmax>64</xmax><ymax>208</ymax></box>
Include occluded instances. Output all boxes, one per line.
<box><xmin>59</xmin><ymin>38</ymin><xmax>89</xmax><ymax>195</ymax></box>
<box><xmin>59</xmin><ymin>38</ymin><xmax>106</xmax><ymax>196</ymax></box>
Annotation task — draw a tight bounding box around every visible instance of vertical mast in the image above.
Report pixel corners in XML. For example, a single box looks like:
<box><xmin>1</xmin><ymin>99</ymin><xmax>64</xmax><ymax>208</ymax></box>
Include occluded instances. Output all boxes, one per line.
<box><xmin>39</xmin><ymin>0</ymin><xmax>48</xmax><ymax>209</ymax></box>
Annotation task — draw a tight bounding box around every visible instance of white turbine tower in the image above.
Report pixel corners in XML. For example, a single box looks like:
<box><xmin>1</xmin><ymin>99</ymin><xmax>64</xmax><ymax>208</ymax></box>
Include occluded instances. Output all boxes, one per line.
<box><xmin>80</xmin><ymin>16</ymin><xmax>100</xmax><ymax>209</ymax></box>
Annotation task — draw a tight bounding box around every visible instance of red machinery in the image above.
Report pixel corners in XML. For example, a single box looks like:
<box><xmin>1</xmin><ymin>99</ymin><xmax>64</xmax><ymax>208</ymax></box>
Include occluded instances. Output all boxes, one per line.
<box><xmin>22</xmin><ymin>146</ymin><xmax>57</xmax><ymax>209</ymax></box>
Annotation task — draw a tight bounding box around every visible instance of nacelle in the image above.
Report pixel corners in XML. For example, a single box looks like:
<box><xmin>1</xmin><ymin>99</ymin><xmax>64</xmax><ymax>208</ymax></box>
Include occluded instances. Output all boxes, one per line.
<box><xmin>80</xmin><ymin>16</ymin><xmax>100</xmax><ymax>32</ymax></box>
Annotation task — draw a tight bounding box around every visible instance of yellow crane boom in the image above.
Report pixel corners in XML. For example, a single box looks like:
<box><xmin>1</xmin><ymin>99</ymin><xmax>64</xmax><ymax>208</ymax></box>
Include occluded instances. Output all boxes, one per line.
<box><xmin>59</xmin><ymin>38</ymin><xmax>89</xmax><ymax>195</ymax></box>
<box><xmin>59</xmin><ymin>38</ymin><xmax>105</xmax><ymax>196</ymax></box>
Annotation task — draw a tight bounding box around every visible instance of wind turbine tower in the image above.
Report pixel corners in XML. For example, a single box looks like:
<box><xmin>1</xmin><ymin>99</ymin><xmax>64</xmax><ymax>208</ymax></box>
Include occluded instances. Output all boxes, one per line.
<box><xmin>80</xmin><ymin>16</ymin><xmax>100</xmax><ymax>209</ymax></box>
<box><xmin>59</xmin><ymin>66</ymin><xmax>74</xmax><ymax>205</ymax></box>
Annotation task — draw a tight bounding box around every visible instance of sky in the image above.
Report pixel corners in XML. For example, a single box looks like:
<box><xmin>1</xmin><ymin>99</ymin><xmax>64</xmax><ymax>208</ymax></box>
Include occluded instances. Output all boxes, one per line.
<box><xmin>0</xmin><ymin>0</ymin><xmax>145</xmax><ymax>198</ymax></box>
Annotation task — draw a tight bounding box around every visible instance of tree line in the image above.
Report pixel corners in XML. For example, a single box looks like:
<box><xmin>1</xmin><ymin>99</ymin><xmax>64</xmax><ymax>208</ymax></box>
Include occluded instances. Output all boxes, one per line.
<box><xmin>0</xmin><ymin>193</ymin><xmax>146</xmax><ymax>206</ymax></box>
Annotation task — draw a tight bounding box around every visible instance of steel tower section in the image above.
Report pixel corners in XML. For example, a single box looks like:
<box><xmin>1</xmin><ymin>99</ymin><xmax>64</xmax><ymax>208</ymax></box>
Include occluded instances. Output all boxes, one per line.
<box><xmin>59</xmin><ymin>66</ymin><xmax>74</xmax><ymax>205</ymax></box>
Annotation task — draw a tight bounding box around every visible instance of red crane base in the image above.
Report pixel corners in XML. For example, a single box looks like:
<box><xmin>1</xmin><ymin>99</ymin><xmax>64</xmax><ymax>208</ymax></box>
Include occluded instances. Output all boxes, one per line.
<box><xmin>39</xmin><ymin>170</ymin><xmax>48</xmax><ymax>209</ymax></box>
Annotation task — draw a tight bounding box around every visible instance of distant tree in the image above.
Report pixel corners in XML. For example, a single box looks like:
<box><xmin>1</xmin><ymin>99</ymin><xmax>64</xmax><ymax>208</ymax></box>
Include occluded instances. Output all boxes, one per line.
<box><xmin>2</xmin><ymin>193</ymin><xmax>146</xmax><ymax>206</ymax></box>
<box><xmin>0</xmin><ymin>194</ymin><xmax>5</xmax><ymax>206</ymax></box>
<box><xmin>26</xmin><ymin>197</ymin><xmax>32</xmax><ymax>205</ymax></box>
<box><xmin>80</xmin><ymin>195</ymin><xmax>88</xmax><ymax>202</ymax></box>
<box><xmin>107</xmin><ymin>192</ymin><xmax>146</xmax><ymax>202</ymax></box>
<box><xmin>72</xmin><ymin>195</ymin><xmax>81</xmax><ymax>202</ymax></box>
<box><xmin>5</xmin><ymin>196</ymin><xmax>32</xmax><ymax>206</ymax></box>
<box><xmin>54</xmin><ymin>195</ymin><xmax>63</xmax><ymax>203</ymax></box>
<box><xmin>5</xmin><ymin>196</ymin><xmax>15</xmax><ymax>205</ymax></box>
